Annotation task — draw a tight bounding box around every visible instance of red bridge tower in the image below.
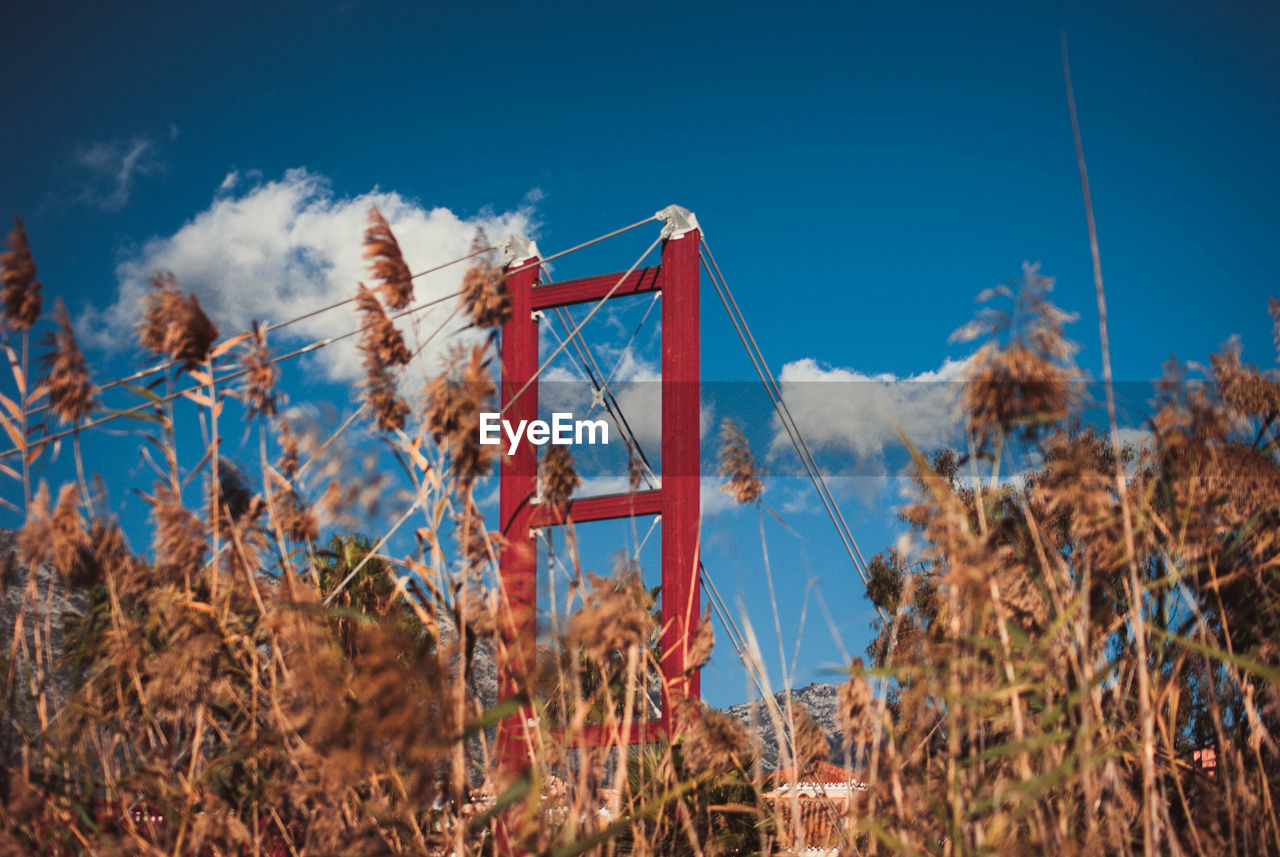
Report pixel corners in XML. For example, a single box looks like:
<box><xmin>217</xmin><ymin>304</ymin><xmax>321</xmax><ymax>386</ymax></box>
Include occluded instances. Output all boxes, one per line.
<box><xmin>496</xmin><ymin>207</ymin><xmax>702</xmax><ymax>770</ymax></box>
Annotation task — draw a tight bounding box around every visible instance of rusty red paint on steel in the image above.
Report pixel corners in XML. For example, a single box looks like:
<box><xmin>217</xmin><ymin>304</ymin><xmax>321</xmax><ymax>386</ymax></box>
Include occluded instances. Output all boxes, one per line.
<box><xmin>659</xmin><ymin>230</ymin><xmax>701</xmax><ymax>707</ymax></box>
<box><xmin>497</xmin><ymin>256</ymin><xmax>542</xmax><ymax>775</ymax></box>
<box><xmin>527</xmin><ymin>265</ymin><xmax>662</xmax><ymax>310</ymax></box>
<box><xmin>496</xmin><ymin>229</ymin><xmax>702</xmax><ymax>771</ymax></box>
<box><xmin>527</xmin><ymin>489</ymin><xmax>662</xmax><ymax>528</ymax></box>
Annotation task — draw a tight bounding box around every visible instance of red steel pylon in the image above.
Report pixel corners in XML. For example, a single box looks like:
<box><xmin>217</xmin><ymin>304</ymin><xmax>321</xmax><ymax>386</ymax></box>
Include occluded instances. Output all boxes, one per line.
<box><xmin>496</xmin><ymin>209</ymin><xmax>702</xmax><ymax>772</ymax></box>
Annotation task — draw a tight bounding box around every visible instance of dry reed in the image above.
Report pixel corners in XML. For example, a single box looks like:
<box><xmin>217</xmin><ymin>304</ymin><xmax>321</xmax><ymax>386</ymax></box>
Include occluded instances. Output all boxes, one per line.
<box><xmin>1</xmin><ymin>215</ymin><xmax>42</xmax><ymax>331</ymax></box>
<box><xmin>137</xmin><ymin>272</ymin><xmax>219</xmax><ymax>368</ymax></box>
<box><xmin>364</xmin><ymin>205</ymin><xmax>414</xmax><ymax>310</ymax></box>
<box><xmin>3</xmin><ymin>209</ymin><xmax>1278</xmax><ymax>857</ymax></box>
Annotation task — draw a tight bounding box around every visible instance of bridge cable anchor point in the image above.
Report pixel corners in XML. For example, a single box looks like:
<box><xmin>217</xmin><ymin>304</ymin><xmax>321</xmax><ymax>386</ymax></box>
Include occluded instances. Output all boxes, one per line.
<box><xmin>655</xmin><ymin>205</ymin><xmax>700</xmax><ymax>240</ymax></box>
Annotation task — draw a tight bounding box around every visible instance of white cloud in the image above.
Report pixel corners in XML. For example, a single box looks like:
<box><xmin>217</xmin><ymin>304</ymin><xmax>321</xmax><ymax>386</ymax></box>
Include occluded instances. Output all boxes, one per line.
<box><xmin>72</xmin><ymin>135</ymin><xmax>164</xmax><ymax>211</ymax></box>
<box><xmin>86</xmin><ymin>168</ymin><xmax>538</xmax><ymax>382</ymax></box>
<box><xmin>769</xmin><ymin>355</ymin><xmax>974</xmax><ymax>469</ymax></box>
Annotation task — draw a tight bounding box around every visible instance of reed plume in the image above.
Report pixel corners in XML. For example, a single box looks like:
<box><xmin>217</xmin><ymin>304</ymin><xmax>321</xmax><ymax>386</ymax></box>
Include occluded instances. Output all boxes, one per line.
<box><xmin>424</xmin><ymin>344</ymin><xmax>497</xmax><ymax>486</ymax></box>
<box><xmin>150</xmin><ymin>482</ymin><xmax>208</xmax><ymax>579</ymax></box>
<box><xmin>38</xmin><ymin>297</ymin><xmax>98</xmax><ymax>425</ymax></box>
<box><xmin>364</xmin><ymin>205</ymin><xmax>414</xmax><ymax>310</ymax></box>
<box><xmin>16</xmin><ymin>482</ymin><xmax>87</xmax><ymax>579</ymax></box>
<box><xmin>788</xmin><ymin>706</ymin><xmax>830</xmax><ymax>770</ymax></box>
<box><xmin>717</xmin><ymin>417</ymin><xmax>763</xmax><ymax>503</ymax></box>
<box><xmin>540</xmin><ymin>444</ymin><xmax>580</xmax><ymax>508</ymax></box>
<box><xmin>277</xmin><ymin>417</ymin><xmax>300</xmax><ymax>477</ymax></box>
<box><xmin>686</xmin><ymin>606</ymin><xmax>715</xmax><ymax>673</ymax></box>
<box><xmin>953</xmin><ymin>264</ymin><xmax>1079</xmax><ymax>447</ymax></box>
<box><xmin>684</xmin><ymin>706</ymin><xmax>756</xmax><ymax>774</ymax></box>
<box><xmin>355</xmin><ymin>283</ymin><xmax>411</xmax><ymax>431</ymax></box>
<box><xmin>136</xmin><ymin>272</ymin><xmax>219</xmax><ymax>368</ymax></box>
<box><xmin>566</xmin><ymin>570</ymin><xmax>657</xmax><ymax>670</ymax></box>
<box><xmin>238</xmin><ymin>320</ymin><xmax>279</xmax><ymax>418</ymax></box>
<box><xmin>1</xmin><ymin>215</ymin><xmax>42</xmax><ymax>331</ymax></box>
<box><xmin>458</xmin><ymin>261</ymin><xmax>511</xmax><ymax>328</ymax></box>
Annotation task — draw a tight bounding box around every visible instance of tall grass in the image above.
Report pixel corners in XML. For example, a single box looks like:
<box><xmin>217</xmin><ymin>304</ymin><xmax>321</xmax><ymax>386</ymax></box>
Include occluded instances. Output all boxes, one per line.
<box><xmin>1</xmin><ymin>208</ymin><xmax>1278</xmax><ymax>857</ymax></box>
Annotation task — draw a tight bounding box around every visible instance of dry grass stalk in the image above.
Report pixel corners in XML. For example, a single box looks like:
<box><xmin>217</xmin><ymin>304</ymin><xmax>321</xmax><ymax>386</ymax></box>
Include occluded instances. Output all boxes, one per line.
<box><xmin>150</xmin><ymin>483</ymin><xmax>207</xmax><ymax>579</ymax></box>
<box><xmin>136</xmin><ymin>272</ymin><xmax>219</xmax><ymax>368</ymax></box>
<box><xmin>9</xmin><ymin>200</ymin><xmax>1280</xmax><ymax>857</ymax></box>
<box><xmin>686</xmin><ymin>607</ymin><xmax>715</xmax><ymax>673</ymax></box>
<box><xmin>277</xmin><ymin>417</ymin><xmax>300</xmax><ymax>477</ymax></box>
<box><xmin>364</xmin><ymin>205</ymin><xmax>414</xmax><ymax>310</ymax></box>
<box><xmin>540</xmin><ymin>444</ymin><xmax>580</xmax><ymax>508</ymax></box>
<box><xmin>1</xmin><ymin>215</ymin><xmax>42</xmax><ymax>331</ymax></box>
<box><xmin>355</xmin><ymin>284</ymin><xmax>411</xmax><ymax>431</ymax></box>
<box><xmin>425</xmin><ymin>345</ymin><xmax>497</xmax><ymax>487</ymax></box>
<box><xmin>838</xmin><ymin>657</ymin><xmax>874</xmax><ymax>752</ymax></box>
<box><xmin>717</xmin><ymin>418</ymin><xmax>763</xmax><ymax>503</ymax></box>
<box><xmin>683</xmin><ymin>706</ymin><xmax>756</xmax><ymax>775</ymax></box>
<box><xmin>16</xmin><ymin>482</ymin><xmax>87</xmax><ymax>579</ymax></box>
<box><xmin>789</xmin><ymin>706</ymin><xmax>830</xmax><ymax>771</ymax></box>
<box><xmin>238</xmin><ymin>320</ymin><xmax>279</xmax><ymax>418</ymax></box>
<box><xmin>39</xmin><ymin>298</ymin><xmax>98</xmax><ymax>425</ymax></box>
<box><xmin>458</xmin><ymin>261</ymin><xmax>511</xmax><ymax>328</ymax></box>
<box><xmin>566</xmin><ymin>570</ymin><xmax>657</xmax><ymax>671</ymax></box>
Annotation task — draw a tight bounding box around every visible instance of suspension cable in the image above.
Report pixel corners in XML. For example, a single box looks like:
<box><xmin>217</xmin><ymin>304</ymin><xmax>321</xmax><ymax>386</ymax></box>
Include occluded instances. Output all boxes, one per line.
<box><xmin>1</xmin><ymin>289</ymin><xmax>462</xmax><ymax>461</ymax></box>
<box><xmin>537</xmin><ymin>312</ymin><xmax>659</xmax><ymax>490</ymax></box>
<box><xmin>499</xmin><ymin>234</ymin><xmax>663</xmax><ymax>417</ymax></box>
<box><xmin>699</xmin><ymin>238</ymin><xmax>883</xmax><ymax>620</ymax></box>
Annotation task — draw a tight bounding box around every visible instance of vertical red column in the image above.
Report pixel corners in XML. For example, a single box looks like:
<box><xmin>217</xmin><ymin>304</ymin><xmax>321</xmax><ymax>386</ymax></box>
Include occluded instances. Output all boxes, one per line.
<box><xmin>660</xmin><ymin>228</ymin><xmax>702</xmax><ymax>725</ymax></box>
<box><xmin>497</xmin><ymin>256</ymin><xmax>541</xmax><ymax>774</ymax></box>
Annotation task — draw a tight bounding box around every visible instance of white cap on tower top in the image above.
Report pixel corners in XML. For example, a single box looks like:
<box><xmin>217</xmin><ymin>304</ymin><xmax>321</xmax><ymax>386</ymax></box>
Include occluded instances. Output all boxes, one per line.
<box><xmin>501</xmin><ymin>234</ymin><xmax>540</xmax><ymax>268</ymax></box>
<box><xmin>655</xmin><ymin>205</ymin><xmax>699</xmax><ymax>239</ymax></box>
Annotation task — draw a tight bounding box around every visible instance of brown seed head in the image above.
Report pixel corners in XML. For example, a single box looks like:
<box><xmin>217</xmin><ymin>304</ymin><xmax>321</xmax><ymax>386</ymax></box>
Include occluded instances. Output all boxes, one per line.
<box><xmin>790</xmin><ymin>706</ymin><xmax>830</xmax><ymax>770</ymax></box>
<box><xmin>566</xmin><ymin>570</ymin><xmax>657</xmax><ymax>668</ymax></box>
<box><xmin>540</xmin><ymin>444</ymin><xmax>580</xmax><ymax>508</ymax></box>
<box><xmin>14</xmin><ymin>483</ymin><xmax>52</xmax><ymax>569</ymax></box>
<box><xmin>458</xmin><ymin>262</ymin><xmax>511</xmax><ymax>328</ymax></box>
<box><xmin>279</xmin><ymin>491</ymin><xmax>319</xmax><ymax>543</ymax></box>
<box><xmin>964</xmin><ymin>343</ymin><xmax>1074</xmax><ymax>446</ymax></box>
<box><xmin>717</xmin><ymin>418</ymin><xmax>763</xmax><ymax>503</ymax></box>
<box><xmin>40</xmin><ymin>298</ymin><xmax>98</xmax><ymax>424</ymax></box>
<box><xmin>16</xmin><ymin>483</ymin><xmax>86</xmax><ymax>580</ymax></box>
<box><xmin>363</xmin><ymin>205</ymin><xmax>414</xmax><ymax>310</ymax></box>
<box><xmin>137</xmin><ymin>272</ymin><xmax>220</xmax><ymax>368</ymax></box>
<box><xmin>82</xmin><ymin>517</ymin><xmax>135</xmax><ymax>587</ymax></box>
<box><xmin>16</xmin><ymin>483</ymin><xmax>49</xmax><ymax>572</ymax></box>
<box><xmin>425</xmin><ymin>345</ymin><xmax>498</xmax><ymax>486</ymax></box>
<box><xmin>366</xmin><ymin>370</ymin><xmax>410</xmax><ymax>431</ymax></box>
<box><xmin>628</xmin><ymin>448</ymin><xmax>645</xmax><ymax>491</ymax></box>
<box><xmin>456</xmin><ymin>494</ymin><xmax>504</xmax><ymax>568</ymax></box>
<box><xmin>49</xmin><ymin>483</ymin><xmax>88</xmax><ymax>579</ymax></box>
<box><xmin>684</xmin><ymin>707</ymin><xmax>756</xmax><ymax>774</ymax></box>
<box><xmin>686</xmin><ymin>606</ymin><xmax>715</xmax><ymax>672</ymax></box>
<box><xmin>151</xmin><ymin>483</ymin><xmax>208</xmax><ymax>578</ymax></box>
<box><xmin>839</xmin><ymin>658</ymin><xmax>875</xmax><ymax>750</ymax></box>
<box><xmin>356</xmin><ymin>284</ymin><xmax>412</xmax><ymax>367</ymax></box>
<box><xmin>238</xmin><ymin>321</ymin><xmax>279</xmax><ymax>418</ymax></box>
<box><xmin>1210</xmin><ymin>340</ymin><xmax>1280</xmax><ymax>423</ymax></box>
<box><xmin>1</xmin><ymin>216</ymin><xmax>43</xmax><ymax>331</ymax></box>
<box><xmin>277</xmin><ymin>418</ymin><xmax>301</xmax><ymax>477</ymax></box>
<box><xmin>356</xmin><ymin>284</ymin><xmax>412</xmax><ymax>431</ymax></box>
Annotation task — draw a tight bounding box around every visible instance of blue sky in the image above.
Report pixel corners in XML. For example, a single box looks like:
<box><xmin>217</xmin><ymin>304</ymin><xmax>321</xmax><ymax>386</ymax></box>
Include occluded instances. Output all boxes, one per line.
<box><xmin>3</xmin><ymin>0</ymin><xmax>1278</xmax><ymax>708</ymax></box>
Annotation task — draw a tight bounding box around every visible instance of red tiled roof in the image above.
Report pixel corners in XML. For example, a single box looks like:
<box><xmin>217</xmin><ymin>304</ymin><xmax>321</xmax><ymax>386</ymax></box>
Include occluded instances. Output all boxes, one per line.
<box><xmin>766</xmin><ymin>760</ymin><xmax>863</xmax><ymax>787</ymax></box>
